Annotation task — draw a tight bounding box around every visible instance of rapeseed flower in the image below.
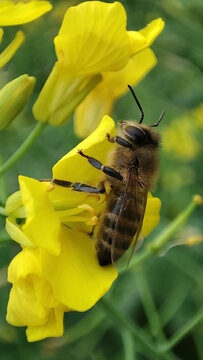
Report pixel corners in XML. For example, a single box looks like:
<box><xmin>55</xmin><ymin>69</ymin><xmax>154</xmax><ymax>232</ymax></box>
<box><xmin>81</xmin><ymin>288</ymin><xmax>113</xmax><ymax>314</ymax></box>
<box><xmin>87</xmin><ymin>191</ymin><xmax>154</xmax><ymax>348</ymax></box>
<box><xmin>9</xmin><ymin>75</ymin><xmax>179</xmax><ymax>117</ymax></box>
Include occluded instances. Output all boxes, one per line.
<box><xmin>6</xmin><ymin>115</ymin><xmax>161</xmax><ymax>341</ymax></box>
<box><xmin>74</xmin><ymin>19</ymin><xmax>164</xmax><ymax>138</ymax></box>
<box><xmin>0</xmin><ymin>0</ymin><xmax>52</xmax><ymax>68</ymax></box>
<box><xmin>33</xmin><ymin>1</ymin><xmax>164</xmax><ymax>131</ymax></box>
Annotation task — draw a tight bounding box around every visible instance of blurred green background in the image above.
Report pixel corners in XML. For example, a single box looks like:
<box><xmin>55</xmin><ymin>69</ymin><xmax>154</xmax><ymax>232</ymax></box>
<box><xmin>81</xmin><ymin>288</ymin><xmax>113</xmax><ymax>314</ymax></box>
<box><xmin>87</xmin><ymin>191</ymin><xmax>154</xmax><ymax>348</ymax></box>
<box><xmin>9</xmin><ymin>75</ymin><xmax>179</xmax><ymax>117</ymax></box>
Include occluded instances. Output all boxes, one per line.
<box><xmin>0</xmin><ymin>0</ymin><xmax>203</xmax><ymax>359</ymax></box>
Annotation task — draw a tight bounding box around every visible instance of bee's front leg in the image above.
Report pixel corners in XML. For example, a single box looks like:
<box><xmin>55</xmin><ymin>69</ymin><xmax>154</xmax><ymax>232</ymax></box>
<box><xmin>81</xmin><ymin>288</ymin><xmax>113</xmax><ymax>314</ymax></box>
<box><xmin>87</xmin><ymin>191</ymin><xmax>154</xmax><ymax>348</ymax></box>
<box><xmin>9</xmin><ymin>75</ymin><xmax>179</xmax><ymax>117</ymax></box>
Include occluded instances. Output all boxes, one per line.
<box><xmin>77</xmin><ymin>150</ymin><xmax>123</xmax><ymax>181</ymax></box>
<box><xmin>106</xmin><ymin>133</ymin><xmax>132</xmax><ymax>149</ymax></box>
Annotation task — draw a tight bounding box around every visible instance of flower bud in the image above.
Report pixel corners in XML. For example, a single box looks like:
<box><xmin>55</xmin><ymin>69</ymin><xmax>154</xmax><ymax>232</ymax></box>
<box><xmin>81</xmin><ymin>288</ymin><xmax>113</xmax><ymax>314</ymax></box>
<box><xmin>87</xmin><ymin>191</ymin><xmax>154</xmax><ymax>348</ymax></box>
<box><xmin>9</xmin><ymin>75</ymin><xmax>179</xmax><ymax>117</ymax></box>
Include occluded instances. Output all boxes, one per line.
<box><xmin>0</xmin><ymin>74</ymin><xmax>36</xmax><ymax>131</ymax></box>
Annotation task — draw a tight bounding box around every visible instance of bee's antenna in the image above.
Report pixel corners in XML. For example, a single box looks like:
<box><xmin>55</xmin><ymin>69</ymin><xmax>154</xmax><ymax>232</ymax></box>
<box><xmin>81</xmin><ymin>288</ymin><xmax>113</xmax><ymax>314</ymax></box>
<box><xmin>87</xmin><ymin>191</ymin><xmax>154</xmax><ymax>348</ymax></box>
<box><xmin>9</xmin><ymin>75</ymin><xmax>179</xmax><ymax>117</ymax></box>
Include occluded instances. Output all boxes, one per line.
<box><xmin>128</xmin><ymin>85</ymin><xmax>144</xmax><ymax>124</ymax></box>
<box><xmin>150</xmin><ymin>110</ymin><xmax>165</xmax><ymax>127</ymax></box>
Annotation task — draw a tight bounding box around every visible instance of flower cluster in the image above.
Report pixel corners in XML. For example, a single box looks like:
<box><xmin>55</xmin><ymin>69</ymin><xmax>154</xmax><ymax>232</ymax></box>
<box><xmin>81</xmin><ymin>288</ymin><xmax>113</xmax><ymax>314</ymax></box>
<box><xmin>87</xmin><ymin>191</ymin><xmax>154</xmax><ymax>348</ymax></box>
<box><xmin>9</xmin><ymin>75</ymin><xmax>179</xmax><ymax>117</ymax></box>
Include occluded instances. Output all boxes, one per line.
<box><xmin>1</xmin><ymin>0</ymin><xmax>164</xmax><ymax>343</ymax></box>
<box><xmin>33</xmin><ymin>1</ymin><xmax>164</xmax><ymax>136</ymax></box>
<box><xmin>6</xmin><ymin>116</ymin><xmax>161</xmax><ymax>341</ymax></box>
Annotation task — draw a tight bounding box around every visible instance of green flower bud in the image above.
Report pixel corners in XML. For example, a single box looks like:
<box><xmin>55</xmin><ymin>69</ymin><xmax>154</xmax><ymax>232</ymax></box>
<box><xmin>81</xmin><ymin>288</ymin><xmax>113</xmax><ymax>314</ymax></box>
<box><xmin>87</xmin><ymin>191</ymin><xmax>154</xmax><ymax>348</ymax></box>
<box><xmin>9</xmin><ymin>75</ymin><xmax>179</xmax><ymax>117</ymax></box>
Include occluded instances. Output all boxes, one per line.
<box><xmin>0</xmin><ymin>74</ymin><xmax>36</xmax><ymax>131</ymax></box>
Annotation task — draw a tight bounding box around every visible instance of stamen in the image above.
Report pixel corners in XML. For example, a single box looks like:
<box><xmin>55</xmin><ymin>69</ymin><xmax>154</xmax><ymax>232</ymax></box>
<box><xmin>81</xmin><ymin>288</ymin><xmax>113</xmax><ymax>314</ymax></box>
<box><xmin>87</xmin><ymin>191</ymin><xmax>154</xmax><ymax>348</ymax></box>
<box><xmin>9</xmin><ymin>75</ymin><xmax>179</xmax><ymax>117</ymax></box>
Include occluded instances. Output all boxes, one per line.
<box><xmin>46</xmin><ymin>182</ymin><xmax>55</xmax><ymax>192</ymax></box>
<box><xmin>78</xmin><ymin>204</ymin><xmax>97</xmax><ymax>217</ymax></box>
<box><xmin>78</xmin><ymin>204</ymin><xmax>98</xmax><ymax>226</ymax></box>
<box><xmin>86</xmin><ymin>216</ymin><xmax>98</xmax><ymax>226</ymax></box>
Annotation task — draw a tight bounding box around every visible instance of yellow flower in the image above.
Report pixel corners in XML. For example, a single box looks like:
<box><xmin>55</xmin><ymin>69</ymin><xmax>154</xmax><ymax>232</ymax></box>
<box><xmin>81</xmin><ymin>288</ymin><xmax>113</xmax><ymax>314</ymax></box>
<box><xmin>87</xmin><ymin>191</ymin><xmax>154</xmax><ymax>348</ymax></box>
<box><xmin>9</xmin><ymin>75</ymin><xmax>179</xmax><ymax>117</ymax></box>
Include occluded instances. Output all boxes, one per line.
<box><xmin>74</xmin><ymin>19</ymin><xmax>164</xmax><ymax>138</ymax></box>
<box><xmin>33</xmin><ymin>1</ymin><xmax>164</xmax><ymax>128</ymax></box>
<box><xmin>0</xmin><ymin>1</ymin><xmax>52</xmax><ymax>68</ymax></box>
<box><xmin>6</xmin><ymin>115</ymin><xmax>161</xmax><ymax>341</ymax></box>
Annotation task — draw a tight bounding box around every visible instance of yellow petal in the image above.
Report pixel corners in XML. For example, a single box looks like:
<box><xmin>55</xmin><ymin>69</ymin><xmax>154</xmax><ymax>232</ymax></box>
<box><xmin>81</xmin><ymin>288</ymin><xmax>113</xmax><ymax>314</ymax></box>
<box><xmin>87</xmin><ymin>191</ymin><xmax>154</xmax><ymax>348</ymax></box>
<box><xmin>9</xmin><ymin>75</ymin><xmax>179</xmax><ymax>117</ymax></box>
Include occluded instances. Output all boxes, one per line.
<box><xmin>41</xmin><ymin>225</ymin><xmax>118</xmax><ymax>311</ymax></box>
<box><xmin>19</xmin><ymin>176</ymin><xmax>61</xmax><ymax>255</ymax></box>
<box><xmin>8</xmin><ymin>248</ymin><xmax>41</xmax><ymax>283</ymax></box>
<box><xmin>8</xmin><ymin>249</ymin><xmax>65</xmax><ymax>309</ymax></box>
<box><xmin>33</xmin><ymin>59</ymin><xmax>101</xmax><ymax>125</ymax></box>
<box><xmin>0</xmin><ymin>1</ymin><xmax>52</xmax><ymax>26</ymax></box>
<box><xmin>26</xmin><ymin>305</ymin><xmax>64</xmax><ymax>342</ymax></box>
<box><xmin>139</xmin><ymin>18</ymin><xmax>165</xmax><ymax>47</ymax></box>
<box><xmin>54</xmin><ymin>1</ymin><xmax>131</xmax><ymax>75</ymax></box>
<box><xmin>6</xmin><ymin>217</ymin><xmax>35</xmax><ymax>249</ymax></box>
<box><xmin>74</xmin><ymin>48</ymin><xmax>157</xmax><ymax>137</ymax></box>
<box><xmin>129</xmin><ymin>18</ymin><xmax>164</xmax><ymax>54</ymax></box>
<box><xmin>5</xmin><ymin>191</ymin><xmax>22</xmax><ymax>216</ymax></box>
<box><xmin>107</xmin><ymin>48</ymin><xmax>157</xmax><ymax>99</ymax></box>
<box><xmin>142</xmin><ymin>193</ymin><xmax>161</xmax><ymax>237</ymax></box>
<box><xmin>53</xmin><ymin>115</ymin><xmax>116</xmax><ymax>185</ymax></box>
<box><xmin>33</xmin><ymin>60</ymin><xmax>72</xmax><ymax>123</ymax></box>
<box><xmin>7</xmin><ymin>278</ymin><xmax>49</xmax><ymax>327</ymax></box>
<box><xmin>128</xmin><ymin>30</ymin><xmax>147</xmax><ymax>54</ymax></box>
<box><xmin>74</xmin><ymin>85</ymin><xmax>113</xmax><ymax>139</ymax></box>
<box><xmin>0</xmin><ymin>31</ymin><xmax>24</xmax><ymax>68</ymax></box>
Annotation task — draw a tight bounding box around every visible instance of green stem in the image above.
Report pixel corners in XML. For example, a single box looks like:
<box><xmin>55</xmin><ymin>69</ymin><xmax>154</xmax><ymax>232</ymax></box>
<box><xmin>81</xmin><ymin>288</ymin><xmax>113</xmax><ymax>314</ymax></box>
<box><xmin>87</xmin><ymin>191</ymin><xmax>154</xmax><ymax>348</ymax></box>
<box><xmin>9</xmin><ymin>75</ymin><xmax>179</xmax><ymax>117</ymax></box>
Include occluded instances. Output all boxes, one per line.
<box><xmin>159</xmin><ymin>281</ymin><xmax>191</xmax><ymax>327</ymax></box>
<box><xmin>121</xmin><ymin>329</ymin><xmax>135</xmax><ymax>360</ymax></box>
<box><xmin>136</xmin><ymin>271</ymin><xmax>180</xmax><ymax>360</ymax></box>
<box><xmin>0</xmin><ymin>156</ymin><xmax>7</xmax><ymax>204</ymax></box>
<box><xmin>148</xmin><ymin>195</ymin><xmax>202</xmax><ymax>253</ymax></box>
<box><xmin>0</xmin><ymin>206</ymin><xmax>6</xmax><ymax>216</ymax></box>
<box><xmin>0</xmin><ymin>121</ymin><xmax>46</xmax><ymax>176</ymax></box>
<box><xmin>160</xmin><ymin>308</ymin><xmax>203</xmax><ymax>352</ymax></box>
<box><xmin>136</xmin><ymin>270</ymin><xmax>166</xmax><ymax>341</ymax></box>
<box><xmin>120</xmin><ymin>195</ymin><xmax>202</xmax><ymax>274</ymax></box>
<box><xmin>100</xmin><ymin>298</ymin><xmax>170</xmax><ymax>359</ymax></box>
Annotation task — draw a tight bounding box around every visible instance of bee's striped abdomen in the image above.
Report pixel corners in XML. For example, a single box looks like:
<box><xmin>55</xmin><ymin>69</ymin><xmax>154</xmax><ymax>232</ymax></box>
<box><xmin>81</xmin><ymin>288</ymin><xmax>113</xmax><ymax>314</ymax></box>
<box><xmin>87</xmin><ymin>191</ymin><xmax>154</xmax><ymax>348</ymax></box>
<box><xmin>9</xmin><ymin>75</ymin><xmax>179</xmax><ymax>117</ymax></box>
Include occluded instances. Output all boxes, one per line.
<box><xmin>96</xmin><ymin>189</ymin><xmax>140</xmax><ymax>266</ymax></box>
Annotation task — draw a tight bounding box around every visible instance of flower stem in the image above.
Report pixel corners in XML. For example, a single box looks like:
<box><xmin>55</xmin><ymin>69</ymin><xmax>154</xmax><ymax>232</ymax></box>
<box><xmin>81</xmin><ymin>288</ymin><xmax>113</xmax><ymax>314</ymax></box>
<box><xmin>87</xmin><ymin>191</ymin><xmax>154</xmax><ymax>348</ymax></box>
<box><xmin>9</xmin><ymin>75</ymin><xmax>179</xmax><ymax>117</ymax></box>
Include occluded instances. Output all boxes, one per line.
<box><xmin>160</xmin><ymin>307</ymin><xmax>203</xmax><ymax>352</ymax></box>
<box><xmin>121</xmin><ymin>329</ymin><xmax>135</xmax><ymax>360</ymax></box>
<box><xmin>0</xmin><ymin>156</ymin><xmax>7</xmax><ymax>204</ymax></box>
<box><xmin>0</xmin><ymin>121</ymin><xmax>46</xmax><ymax>176</ymax></box>
<box><xmin>100</xmin><ymin>298</ymin><xmax>171</xmax><ymax>359</ymax></box>
<box><xmin>120</xmin><ymin>195</ymin><xmax>202</xmax><ymax>274</ymax></box>
<box><xmin>148</xmin><ymin>195</ymin><xmax>202</xmax><ymax>253</ymax></box>
<box><xmin>136</xmin><ymin>269</ymin><xmax>166</xmax><ymax>342</ymax></box>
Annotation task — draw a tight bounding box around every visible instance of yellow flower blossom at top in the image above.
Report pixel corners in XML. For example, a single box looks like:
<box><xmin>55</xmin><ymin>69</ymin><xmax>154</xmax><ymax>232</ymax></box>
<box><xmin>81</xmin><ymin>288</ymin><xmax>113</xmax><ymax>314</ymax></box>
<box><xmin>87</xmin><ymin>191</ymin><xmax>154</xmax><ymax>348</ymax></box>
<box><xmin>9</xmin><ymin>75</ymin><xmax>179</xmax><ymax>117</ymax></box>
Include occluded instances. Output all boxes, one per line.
<box><xmin>6</xmin><ymin>115</ymin><xmax>161</xmax><ymax>342</ymax></box>
<box><xmin>33</xmin><ymin>1</ymin><xmax>164</xmax><ymax>129</ymax></box>
<box><xmin>74</xmin><ymin>19</ymin><xmax>164</xmax><ymax>138</ymax></box>
<box><xmin>0</xmin><ymin>1</ymin><xmax>52</xmax><ymax>68</ymax></box>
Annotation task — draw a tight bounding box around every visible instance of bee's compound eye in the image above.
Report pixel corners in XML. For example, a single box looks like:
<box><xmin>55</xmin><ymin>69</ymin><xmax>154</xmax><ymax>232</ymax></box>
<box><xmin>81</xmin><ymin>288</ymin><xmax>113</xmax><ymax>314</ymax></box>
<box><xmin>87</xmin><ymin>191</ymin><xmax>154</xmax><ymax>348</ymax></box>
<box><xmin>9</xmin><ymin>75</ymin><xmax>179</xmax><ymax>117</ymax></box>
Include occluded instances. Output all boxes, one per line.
<box><xmin>125</xmin><ymin>126</ymin><xmax>147</xmax><ymax>145</ymax></box>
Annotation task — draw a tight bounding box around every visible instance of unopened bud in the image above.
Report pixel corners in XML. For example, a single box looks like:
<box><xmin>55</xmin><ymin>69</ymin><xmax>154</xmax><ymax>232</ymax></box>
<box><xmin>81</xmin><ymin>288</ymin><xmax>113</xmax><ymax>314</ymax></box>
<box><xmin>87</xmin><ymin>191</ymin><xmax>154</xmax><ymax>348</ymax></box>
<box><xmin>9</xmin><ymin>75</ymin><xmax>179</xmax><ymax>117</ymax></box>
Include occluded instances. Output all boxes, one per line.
<box><xmin>0</xmin><ymin>74</ymin><xmax>36</xmax><ymax>130</ymax></box>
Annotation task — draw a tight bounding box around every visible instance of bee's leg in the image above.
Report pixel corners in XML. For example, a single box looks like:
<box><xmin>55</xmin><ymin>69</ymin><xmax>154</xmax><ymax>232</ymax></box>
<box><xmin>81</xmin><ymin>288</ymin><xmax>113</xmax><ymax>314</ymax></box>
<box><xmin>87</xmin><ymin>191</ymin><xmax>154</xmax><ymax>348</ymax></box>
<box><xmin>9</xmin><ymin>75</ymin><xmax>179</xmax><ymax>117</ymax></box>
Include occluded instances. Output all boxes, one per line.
<box><xmin>106</xmin><ymin>133</ymin><xmax>132</xmax><ymax>149</ymax></box>
<box><xmin>78</xmin><ymin>150</ymin><xmax>123</xmax><ymax>181</ymax></box>
<box><xmin>43</xmin><ymin>179</ymin><xmax>106</xmax><ymax>194</ymax></box>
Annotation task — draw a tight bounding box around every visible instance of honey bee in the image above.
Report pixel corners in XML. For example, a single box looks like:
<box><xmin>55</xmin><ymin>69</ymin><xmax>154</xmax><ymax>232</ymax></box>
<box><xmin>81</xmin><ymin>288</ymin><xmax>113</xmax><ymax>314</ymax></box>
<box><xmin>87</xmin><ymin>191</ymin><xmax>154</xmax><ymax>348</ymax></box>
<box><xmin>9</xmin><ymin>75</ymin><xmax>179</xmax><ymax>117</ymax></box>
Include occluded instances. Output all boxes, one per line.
<box><xmin>53</xmin><ymin>85</ymin><xmax>165</xmax><ymax>266</ymax></box>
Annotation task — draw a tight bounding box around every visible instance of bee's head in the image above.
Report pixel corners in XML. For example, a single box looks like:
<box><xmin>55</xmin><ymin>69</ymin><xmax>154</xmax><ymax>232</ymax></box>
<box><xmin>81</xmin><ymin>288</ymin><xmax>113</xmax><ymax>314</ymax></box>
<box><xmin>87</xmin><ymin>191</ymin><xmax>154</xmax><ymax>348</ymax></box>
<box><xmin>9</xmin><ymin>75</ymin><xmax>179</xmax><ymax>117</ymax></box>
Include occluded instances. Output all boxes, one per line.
<box><xmin>118</xmin><ymin>121</ymin><xmax>161</xmax><ymax>147</ymax></box>
<box><xmin>117</xmin><ymin>86</ymin><xmax>165</xmax><ymax>148</ymax></box>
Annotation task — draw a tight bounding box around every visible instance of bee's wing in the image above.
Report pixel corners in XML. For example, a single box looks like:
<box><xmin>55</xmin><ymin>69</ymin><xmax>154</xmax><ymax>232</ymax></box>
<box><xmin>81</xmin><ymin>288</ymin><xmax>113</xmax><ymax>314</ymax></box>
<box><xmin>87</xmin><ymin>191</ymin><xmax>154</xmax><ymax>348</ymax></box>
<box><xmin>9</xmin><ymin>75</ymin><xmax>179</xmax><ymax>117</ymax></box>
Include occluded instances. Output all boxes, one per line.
<box><xmin>111</xmin><ymin>164</ymin><xmax>147</xmax><ymax>263</ymax></box>
<box><xmin>127</xmin><ymin>182</ymin><xmax>148</xmax><ymax>266</ymax></box>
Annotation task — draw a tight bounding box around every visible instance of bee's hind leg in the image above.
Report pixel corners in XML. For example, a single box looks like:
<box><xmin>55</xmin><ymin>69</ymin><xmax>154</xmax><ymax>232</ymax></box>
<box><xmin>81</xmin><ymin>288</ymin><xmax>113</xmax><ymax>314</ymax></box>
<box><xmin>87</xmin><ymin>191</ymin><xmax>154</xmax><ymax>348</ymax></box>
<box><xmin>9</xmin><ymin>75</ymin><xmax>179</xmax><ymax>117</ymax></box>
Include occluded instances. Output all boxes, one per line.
<box><xmin>78</xmin><ymin>150</ymin><xmax>123</xmax><ymax>181</ymax></box>
<box><xmin>106</xmin><ymin>133</ymin><xmax>132</xmax><ymax>149</ymax></box>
